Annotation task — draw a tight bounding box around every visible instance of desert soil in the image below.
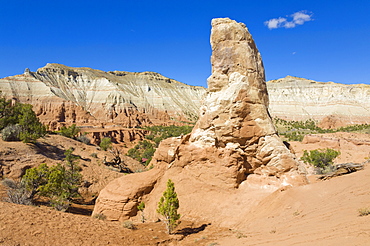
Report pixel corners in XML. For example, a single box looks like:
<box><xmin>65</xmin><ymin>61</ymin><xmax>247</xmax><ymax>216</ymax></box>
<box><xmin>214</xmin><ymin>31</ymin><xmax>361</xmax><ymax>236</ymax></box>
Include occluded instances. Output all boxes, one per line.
<box><xmin>1</xmin><ymin>133</ymin><xmax>370</xmax><ymax>245</ymax></box>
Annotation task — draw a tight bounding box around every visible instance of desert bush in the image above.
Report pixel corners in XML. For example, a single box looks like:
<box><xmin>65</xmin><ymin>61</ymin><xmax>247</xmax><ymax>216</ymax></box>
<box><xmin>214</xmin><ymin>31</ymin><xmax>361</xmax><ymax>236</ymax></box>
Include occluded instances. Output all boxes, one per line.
<box><xmin>358</xmin><ymin>207</ymin><xmax>370</xmax><ymax>216</ymax></box>
<box><xmin>21</xmin><ymin>148</ymin><xmax>82</xmax><ymax>211</ymax></box>
<box><xmin>90</xmin><ymin>153</ymin><xmax>98</xmax><ymax>158</ymax></box>
<box><xmin>301</xmin><ymin>148</ymin><xmax>340</xmax><ymax>168</ymax></box>
<box><xmin>1</xmin><ymin>124</ymin><xmax>22</xmax><ymax>141</ymax></box>
<box><xmin>0</xmin><ymin>98</ymin><xmax>46</xmax><ymax>143</ymax></box>
<box><xmin>76</xmin><ymin>134</ymin><xmax>90</xmax><ymax>145</ymax></box>
<box><xmin>100</xmin><ymin>137</ymin><xmax>112</xmax><ymax>151</ymax></box>
<box><xmin>93</xmin><ymin>213</ymin><xmax>107</xmax><ymax>220</ymax></box>
<box><xmin>2</xmin><ymin>179</ymin><xmax>32</xmax><ymax>205</ymax></box>
<box><xmin>59</xmin><ymin>124</ymin><xmax>80</xmax><ymax>139</ymax></box>
<box><xmin>301</xmin><ymin>148</ymin><xmax>340</xmax><ymax>174</ymax></box>
<box><xmin>157</xmin><ymin>179</ymin><xmax>180</xmax><ymax>234</ymax></box>
<box><xmin>122</xmin><ymin>220</ymin><xmax>136</xmax><ymax>229</ymax></box>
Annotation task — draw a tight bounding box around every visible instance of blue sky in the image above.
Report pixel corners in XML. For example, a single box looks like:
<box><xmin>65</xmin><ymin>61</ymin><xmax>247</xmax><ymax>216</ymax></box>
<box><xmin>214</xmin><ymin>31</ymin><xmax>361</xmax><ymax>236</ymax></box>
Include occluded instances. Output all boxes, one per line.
<box><xmin>1</xmin><ymin>0</ymin><xmax>369</xmax><ymax>87</ymax></box>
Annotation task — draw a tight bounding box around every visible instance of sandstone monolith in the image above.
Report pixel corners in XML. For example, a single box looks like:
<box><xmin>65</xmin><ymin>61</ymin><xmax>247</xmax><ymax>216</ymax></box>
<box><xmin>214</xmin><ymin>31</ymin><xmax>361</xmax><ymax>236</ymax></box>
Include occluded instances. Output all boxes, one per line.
<box><xmin>93</xmin><ymin>18</ymin><xmax>307</xmax><ymax>227</ymax></box>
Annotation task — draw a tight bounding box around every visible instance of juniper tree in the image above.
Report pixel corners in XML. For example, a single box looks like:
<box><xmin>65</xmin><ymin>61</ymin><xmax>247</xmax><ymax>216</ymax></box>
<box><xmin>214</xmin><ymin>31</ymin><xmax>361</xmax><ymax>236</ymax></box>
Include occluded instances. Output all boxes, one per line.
<box><xmin>21</xmin><ymin>148</ymin><xmax>82</xmax><ymax>211</ymax></box>
<box><xmin>157</xmin><ymin>179</ymin><xmax>180</xmax><ymax>234</ymax></box>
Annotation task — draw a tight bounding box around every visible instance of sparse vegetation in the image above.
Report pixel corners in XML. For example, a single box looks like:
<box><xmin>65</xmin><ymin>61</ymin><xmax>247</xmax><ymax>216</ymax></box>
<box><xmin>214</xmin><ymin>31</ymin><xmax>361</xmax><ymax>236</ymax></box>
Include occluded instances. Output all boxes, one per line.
<box><xmin>2</xmin><ymin>179</ymin><xmax>32</xmax><ymax>205</ymax></box>
<box><xmin>293</xmin><ymin>210</ymin><xmax>302</xmax><ymax>216</ymax></box>
<box><xmin>59</xmin><ymin>124</ymin><xmax>80</xmax><ymax>139</ymax></box>
<box><xmin>122</xmin><ymin>220</ymin><xmax>136</xmax><ymax>230</ymax></box>
<box><xmin>126</xmin><ymin>140</ymin><xmax>155</xmax><ymax>166</ymax></box>
<box><xmin>93</xmin><ymin>213</ymin><xmax>107</xmax><ymax>220</ymax></box>
<box><xmin>273</xmin><ymin>117</ymin><xmax>370</xmax><ymax>142</ymax></box>
<box><xmin>157</xmin><ymin>179</ymin><xmax>180</xmax><ymax>234</ymax></box>
<box><xmin>235</xmin><ymin>231</ymin><xmax>247</xmax><ymax>238</ymax></box>
<box><xmin>144</xmin><ymin>125</ymin><xmax>193</xmax><ymax>147</ymax></box>
<box><xmin>76</xmin><ymin>134</ymin><xmax>90</xmax><ymax>145</ymax></box>
<box><xmin>90</xmin><ymin>152</ymin><xmax>98</xmax><ymax>158</ymax></box>
<box><xmin>137</xmin><ymin>201</ymin><xmax>146</xmax><ymax>223</ymax></box>
<box><xmin>1</xmin><ymin>124</ymin><xmax>22</xmax><ymax>141</ymax></box>
<box><xmin>0</xmin><ymin>95</ymin><xmax>46</xmax><ymax>143</ymax></box>
<box><xmin>358</xmin><ymin>207</ymin><xmax>370</xmax><ymax>217</ymax></box>
<box><xmin>301</xmin><ymin>148</ymin><xmax>340</xmax><ymax>174</ymax></box>
<box><xmin>126</xmin><ymin>125</ymin><xmax>193</xmax><ymax>166</ymax></box>
<box><xmin>6</xmin><ymin>148</ymin><xmax>83</xmax><ymax>211</ymax></box>
<box><xmin>99</xmin><ymin>137</ymin><xmax>112</xmax><ymax>151</ymax></box>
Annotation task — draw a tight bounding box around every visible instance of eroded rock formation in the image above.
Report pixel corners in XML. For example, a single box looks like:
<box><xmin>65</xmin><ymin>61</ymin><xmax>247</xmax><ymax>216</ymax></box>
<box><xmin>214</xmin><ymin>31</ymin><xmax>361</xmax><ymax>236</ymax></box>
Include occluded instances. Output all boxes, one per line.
<box><xmin>0</xmin><ymin>64</ymin><xmax>206</xmax><ymax>130</ymax></box>
<box><xmin>267</xmin><ymin>76</ymin><xmax>370</xmax><ymax>126</ymax></box>
<box><xmin>92</xmin><ymin>18</ymin><xmax>307</xmax><ymax>227</ymax></box>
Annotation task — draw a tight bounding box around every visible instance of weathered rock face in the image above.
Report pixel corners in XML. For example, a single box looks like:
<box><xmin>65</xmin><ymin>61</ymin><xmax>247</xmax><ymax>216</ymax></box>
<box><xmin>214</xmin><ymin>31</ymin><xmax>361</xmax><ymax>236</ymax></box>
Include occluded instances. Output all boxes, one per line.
<box><xmin>0</xmin><ymin>64</ymin><xmax>206</xmax><ymax>130</ymax></box>
<box><xmin>93</xmin><ymin>18</ymin><xmax>306</xmax><ymax>227</ymax></box>
<box><xmin>267</xmin><ymin>76</ymin><xmax>370</xmax><ymax>126</ymax></box>
<box><xmin>0</xmin><ymin>73</ymin><xmax>92</xmax><ymax>130</ymax></box>
<box><xmin>2</xmin><ymin>64</ymin><xmax>370</xmax><ymax>131</ymax></box>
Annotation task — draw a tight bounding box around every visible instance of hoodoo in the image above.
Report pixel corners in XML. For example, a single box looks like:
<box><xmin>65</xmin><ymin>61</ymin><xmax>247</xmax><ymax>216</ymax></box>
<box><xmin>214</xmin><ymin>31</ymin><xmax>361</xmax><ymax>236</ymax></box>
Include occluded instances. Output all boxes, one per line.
<box><xmin>93</xmin><ymin>18</ymin><xmax>307</xmax><ymax>227</ymax></box>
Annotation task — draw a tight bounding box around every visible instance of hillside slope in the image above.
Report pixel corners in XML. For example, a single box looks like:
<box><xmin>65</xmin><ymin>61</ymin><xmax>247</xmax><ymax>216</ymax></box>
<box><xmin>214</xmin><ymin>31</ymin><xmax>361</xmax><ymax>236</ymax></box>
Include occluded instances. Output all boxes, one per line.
<box><xmin>267</xmin><ymin>76</ymin><xmax>370</xmax><ymax>125</ymax></box>
<box><xmin>0</xmin><ymin>64</ymin><xmax>206</xmax><ymax>129</ymax></box>
<box><xmin>1</xmin><ymin>66</ymin><xmax>370</xmax><ymax>129</ymax></box>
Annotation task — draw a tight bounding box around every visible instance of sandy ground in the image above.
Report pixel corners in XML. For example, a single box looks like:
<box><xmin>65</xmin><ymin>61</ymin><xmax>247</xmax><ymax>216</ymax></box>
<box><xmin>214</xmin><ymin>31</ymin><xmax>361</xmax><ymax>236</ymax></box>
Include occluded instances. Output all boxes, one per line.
<box><xmin>1</xmin><ymin>133</ymin><xmax>370</xmax><ymax>245</ymax></box>
<box><xmin>1</xmin><ymin>164</ymin><xmax>369</xmax><ymax>245</ymax></box>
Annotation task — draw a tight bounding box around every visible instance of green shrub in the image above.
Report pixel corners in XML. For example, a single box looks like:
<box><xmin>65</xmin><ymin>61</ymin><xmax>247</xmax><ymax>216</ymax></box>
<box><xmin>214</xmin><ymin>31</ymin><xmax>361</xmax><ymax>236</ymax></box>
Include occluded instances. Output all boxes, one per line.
<box><xmin>100</xmin><ymin>137</ymin><xmax>112</xmax><ymax>151</ymax></box>
<box><xmin>157</xmin><ymin>179</ymin><xmax>180</xmax><ymax>234</ymax></box>
<box><xmin>59</xmin><ymin>124</ymin><xmax>80</xmax><ymax>139</ymax></box>
<box><xmin>127</xmin><ymin>125</ymin><xmax>193</xmax><ymax>166</ymax></box>
<box><xmin>0</xmin><ymin>96</ymin><xmax>46</xmax><ymax>143</ymax></box>
<box><xmin>274</xmin><ymin>117</ymin><xmax>370</xmax><ymax>142</ymax></box>
<box><xmin>1</xmin><ymin>124</ymin><xmax>22</xmax><ymax>141</ymax></box>
<box><xmin>284</xmin><ymin>131</ymin><xmax>304</xmax><ymax>142</ymax></box>
<box><xmin>126</xmin><ymin>140</ymin><xmax>155</xmax><ymax>166</ymax></box>
<box><xmin>0</xmin><ymin>94</ymin><xmax>19</xmax><ymax>130</ymax></box>
<box><xmin>144</xmin><ymin>125</ymin><xmax>193</xmax><ymax>147</ymax></box>
<box><xmin>301</xmin><ymin>148</ymin><xmax>340</xmax><ymax>172</ymax></box>
<box><xmin>19</xmin><ymin>104</ymin><xmax>46</xmax><ymax>140</ymax></box>
<box><xmin>21</xmin><ymin>148</ymin><xmax>82</xmax><ymax>211</ymax></box>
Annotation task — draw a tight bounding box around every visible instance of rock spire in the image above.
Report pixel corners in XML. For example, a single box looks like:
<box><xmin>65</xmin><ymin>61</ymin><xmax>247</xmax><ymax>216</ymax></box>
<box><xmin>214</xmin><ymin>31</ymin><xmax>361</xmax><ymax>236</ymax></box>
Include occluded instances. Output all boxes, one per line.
<box><xmin>92</xmin><ymin>18</ymin><xmax>306</xmax><ymax>226</ymax></box>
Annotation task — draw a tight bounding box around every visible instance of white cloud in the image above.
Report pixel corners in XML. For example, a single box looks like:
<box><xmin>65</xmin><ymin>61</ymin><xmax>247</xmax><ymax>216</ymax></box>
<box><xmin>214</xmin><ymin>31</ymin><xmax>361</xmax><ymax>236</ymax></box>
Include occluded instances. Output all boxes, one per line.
<box><xmin>265</xmin><ymin>11</ymin><xmax>313</xmax><ymax>29</ymax></box>
<box><xmin>264</xmin><ymin>17</ymin><xmax>286</xmax><ymax>29</ymax></box>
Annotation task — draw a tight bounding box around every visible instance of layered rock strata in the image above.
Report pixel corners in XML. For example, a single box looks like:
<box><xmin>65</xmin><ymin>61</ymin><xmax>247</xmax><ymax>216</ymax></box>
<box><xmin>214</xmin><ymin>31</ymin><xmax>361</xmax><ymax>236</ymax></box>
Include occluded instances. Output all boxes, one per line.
<box><xmin>0</xmin><ymin>64</ymin><xmax>206</xmax><ymax>130</ymax></box>
<box><xmin>93</xmin><ymin>18</ymin><xmax>306</xmax><ymax>227</ymax></box>
<box><xmin>2</xmin><ymin>66</ymin><xmax>370</xmax><ymax>131</ymax></box>
<box><xmin>267</xmin><ymin>76</ymin><xmax>370</xmax><ymax>126</ymax></box>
